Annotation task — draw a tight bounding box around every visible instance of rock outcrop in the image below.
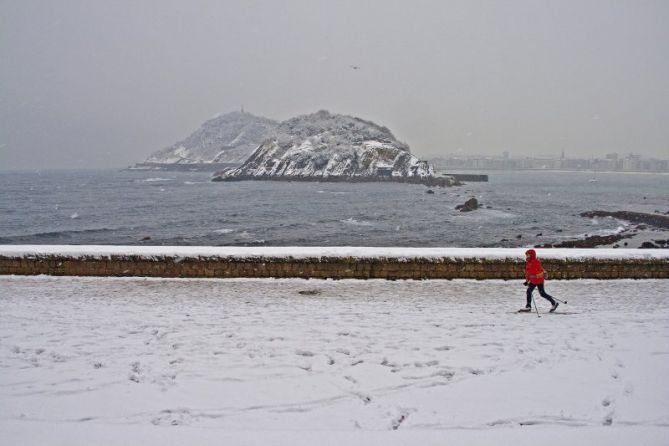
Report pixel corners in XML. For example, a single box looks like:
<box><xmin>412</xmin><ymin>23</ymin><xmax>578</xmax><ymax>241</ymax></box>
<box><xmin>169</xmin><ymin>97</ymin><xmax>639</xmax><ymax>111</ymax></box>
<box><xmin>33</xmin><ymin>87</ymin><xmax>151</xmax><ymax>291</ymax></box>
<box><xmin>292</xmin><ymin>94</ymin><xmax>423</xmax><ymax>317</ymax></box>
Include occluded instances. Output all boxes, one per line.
<box><xmin>214</xmin><ymin>110</ymin><xmax>456</xmax><ymax>186</ymax></box>
<box><xmin>455</xmin><ymin>198</ymin><xmax>479</xmax><ymax>212</ymax></box>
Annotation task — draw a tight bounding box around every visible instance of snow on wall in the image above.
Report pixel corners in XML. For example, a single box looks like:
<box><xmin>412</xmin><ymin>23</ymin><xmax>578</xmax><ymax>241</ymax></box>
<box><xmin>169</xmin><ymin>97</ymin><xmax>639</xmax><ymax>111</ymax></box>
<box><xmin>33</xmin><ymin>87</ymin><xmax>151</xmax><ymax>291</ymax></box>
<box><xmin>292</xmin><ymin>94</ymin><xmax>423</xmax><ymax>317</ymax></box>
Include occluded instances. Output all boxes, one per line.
<box><xmin>1</xmin><ymin>245</ymin><xmax>668</xmax><ymax>261</ymax></box>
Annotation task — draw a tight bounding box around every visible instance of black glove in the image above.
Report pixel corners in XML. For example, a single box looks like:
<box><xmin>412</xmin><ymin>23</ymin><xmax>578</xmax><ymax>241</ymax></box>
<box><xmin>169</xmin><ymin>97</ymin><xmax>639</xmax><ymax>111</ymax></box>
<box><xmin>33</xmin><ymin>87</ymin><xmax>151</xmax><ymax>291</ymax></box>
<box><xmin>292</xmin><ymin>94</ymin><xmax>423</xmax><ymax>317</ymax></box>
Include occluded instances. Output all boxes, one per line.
<box><xmin>523</xmin><ymin>281</ymin><xmax>529</xmax><ymax>286</ymax></box>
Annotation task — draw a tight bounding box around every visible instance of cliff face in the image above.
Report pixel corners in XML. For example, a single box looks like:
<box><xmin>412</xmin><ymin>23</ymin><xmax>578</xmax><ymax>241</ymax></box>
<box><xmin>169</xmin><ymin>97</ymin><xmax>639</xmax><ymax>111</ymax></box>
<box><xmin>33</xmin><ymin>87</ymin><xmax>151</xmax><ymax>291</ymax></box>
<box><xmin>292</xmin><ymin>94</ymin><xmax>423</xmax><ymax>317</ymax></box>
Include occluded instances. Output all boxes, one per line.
<box><xmin>145</xmin><ymin>111</ymin><xmax>278</xmax><ymax>164</ymax></box>
<box><xmin>221</xmin><ymin>110</ymin><xmax>436</xmax><ymax>180</ymax></box>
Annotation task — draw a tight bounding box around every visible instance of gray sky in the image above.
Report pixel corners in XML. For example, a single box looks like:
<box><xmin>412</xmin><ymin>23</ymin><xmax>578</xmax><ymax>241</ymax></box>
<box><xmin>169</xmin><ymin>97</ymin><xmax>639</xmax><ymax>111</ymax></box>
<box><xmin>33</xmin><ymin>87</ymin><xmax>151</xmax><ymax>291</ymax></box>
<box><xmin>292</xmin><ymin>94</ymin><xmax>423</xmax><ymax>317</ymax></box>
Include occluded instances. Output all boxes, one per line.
<box><xmin>1</xmin><ymin>0</ymin><xmax>668</xmax><ymax>169</ymax></box>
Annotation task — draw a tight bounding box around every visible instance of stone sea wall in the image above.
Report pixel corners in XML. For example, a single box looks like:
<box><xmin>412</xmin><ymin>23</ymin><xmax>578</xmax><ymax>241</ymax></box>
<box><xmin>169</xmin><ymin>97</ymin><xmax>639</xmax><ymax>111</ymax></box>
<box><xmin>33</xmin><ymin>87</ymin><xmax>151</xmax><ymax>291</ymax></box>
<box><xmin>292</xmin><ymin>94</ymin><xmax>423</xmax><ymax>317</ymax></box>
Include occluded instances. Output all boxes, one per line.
<box><xmin>1</xmin><ymin>254</ymin><xmax>667</xmax><ymax>279</ymax></box>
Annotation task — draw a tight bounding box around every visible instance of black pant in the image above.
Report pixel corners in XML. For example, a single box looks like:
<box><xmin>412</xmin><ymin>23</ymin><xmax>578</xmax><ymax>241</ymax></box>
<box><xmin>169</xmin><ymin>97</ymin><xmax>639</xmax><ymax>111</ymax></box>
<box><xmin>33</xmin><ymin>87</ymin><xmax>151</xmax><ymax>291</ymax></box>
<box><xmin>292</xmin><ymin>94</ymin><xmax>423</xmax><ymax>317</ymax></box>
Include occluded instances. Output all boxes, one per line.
<box><xmin>526</xmin><ymin>284</ymin><xmax>556</xmax><ymax>307</ymax></box>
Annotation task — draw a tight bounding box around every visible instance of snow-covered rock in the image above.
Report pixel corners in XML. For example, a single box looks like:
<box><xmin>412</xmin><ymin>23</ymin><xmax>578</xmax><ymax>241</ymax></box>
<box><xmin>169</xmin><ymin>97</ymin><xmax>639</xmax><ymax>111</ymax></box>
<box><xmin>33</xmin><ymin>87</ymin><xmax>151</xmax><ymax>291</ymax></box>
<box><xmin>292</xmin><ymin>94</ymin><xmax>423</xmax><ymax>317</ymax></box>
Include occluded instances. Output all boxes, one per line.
<box><xmin>145</xmin><ymin>111</ymin><xmax>278</xmax><ymax>164</ymax></box>
<box><xmin>216</xmin><ymin>110</ymin><xmax>451</xmax><ymax>185</ymax></box>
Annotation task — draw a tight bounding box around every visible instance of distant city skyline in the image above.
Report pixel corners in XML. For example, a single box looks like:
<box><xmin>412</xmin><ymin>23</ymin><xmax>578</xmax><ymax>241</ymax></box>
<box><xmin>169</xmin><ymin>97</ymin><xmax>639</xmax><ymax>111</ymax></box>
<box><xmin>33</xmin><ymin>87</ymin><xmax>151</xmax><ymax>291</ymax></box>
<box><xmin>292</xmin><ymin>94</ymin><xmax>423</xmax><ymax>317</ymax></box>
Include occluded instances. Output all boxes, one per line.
<box><xmin>430</xmin><ymin>151</ymin><xmax>669</xmax><ymax>172</ymax></box>
<box><xmin>440</xmin><ymin>149</ymin><xmax>669</xmax><ymax>160</ymax></box>
<box><xmin>1</xmin><ymin>1</ymin><xmax>668</xmax><ymax>170</ymax></box>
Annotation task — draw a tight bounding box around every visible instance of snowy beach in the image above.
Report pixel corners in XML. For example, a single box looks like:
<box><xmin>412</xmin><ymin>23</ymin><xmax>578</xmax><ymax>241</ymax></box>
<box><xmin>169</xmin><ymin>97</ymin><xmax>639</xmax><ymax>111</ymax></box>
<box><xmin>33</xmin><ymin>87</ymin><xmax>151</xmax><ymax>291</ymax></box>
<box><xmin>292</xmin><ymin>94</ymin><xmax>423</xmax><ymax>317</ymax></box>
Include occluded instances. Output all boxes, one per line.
<box><xmin>1</xmin><ymin>276</ymin><xmax>668</xmax><ymax>445</ymax></box>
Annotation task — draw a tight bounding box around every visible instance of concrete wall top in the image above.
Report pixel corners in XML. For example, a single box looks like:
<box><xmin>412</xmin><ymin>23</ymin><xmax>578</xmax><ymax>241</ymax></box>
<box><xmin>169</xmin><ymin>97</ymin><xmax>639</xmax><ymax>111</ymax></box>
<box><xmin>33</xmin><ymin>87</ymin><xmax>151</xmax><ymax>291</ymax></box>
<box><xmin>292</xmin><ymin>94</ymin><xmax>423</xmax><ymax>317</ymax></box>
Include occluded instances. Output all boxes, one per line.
<box><xmin>1</xmin><ymin>245</ymin><xmax>668</xmax><ymax>261</ymax></box>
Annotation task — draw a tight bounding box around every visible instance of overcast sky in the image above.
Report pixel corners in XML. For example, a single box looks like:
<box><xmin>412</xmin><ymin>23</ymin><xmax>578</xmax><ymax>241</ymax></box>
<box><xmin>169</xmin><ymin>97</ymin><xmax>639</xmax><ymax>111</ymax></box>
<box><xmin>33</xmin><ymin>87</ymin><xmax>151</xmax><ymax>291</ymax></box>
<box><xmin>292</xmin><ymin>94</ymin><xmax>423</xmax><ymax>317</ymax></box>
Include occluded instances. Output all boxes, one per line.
<box><xmin>1</xmin><ymin>0</ymin><xmax>668</xmax><ymax>169</ymax></box>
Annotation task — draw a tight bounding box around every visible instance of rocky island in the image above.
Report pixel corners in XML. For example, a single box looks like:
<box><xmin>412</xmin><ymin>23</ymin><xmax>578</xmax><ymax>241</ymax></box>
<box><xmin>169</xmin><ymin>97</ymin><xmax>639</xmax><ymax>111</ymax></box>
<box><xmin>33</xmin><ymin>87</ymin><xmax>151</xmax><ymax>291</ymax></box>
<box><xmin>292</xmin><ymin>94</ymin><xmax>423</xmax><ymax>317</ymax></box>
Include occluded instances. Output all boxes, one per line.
<box><xmin>135</xmin><ymin>111</ymin><xmax>278</xmax><ymax>169</ymax></box>
<box><xmin>212</xmin><ymin>110</ymin><xmax>457</xmax><ymax>187</ymax></box>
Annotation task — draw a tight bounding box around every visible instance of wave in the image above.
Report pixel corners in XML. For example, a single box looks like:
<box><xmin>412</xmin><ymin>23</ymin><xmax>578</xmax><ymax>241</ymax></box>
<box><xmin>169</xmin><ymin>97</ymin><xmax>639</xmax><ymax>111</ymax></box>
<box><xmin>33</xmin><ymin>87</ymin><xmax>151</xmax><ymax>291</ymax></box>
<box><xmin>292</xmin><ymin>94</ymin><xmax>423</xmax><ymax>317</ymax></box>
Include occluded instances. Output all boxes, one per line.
<box><xmin>594</xmin><ymin>225</ymin><xmax>629</xmax><ymax>236</ymax></box>
<box><xmin>453</xmin><ymin>209</ymin><xmax>517</xmax><ymax>221</ymax></box>
<box><xmin>558</xmin><ymin>225</ymin><xmax>631</xmax><ymax>242</ymax></box>
<box><xmin>316</xmin><ymin>190</ymin><xmax>352</xmax><ymax>195</ymax></box>
<box><xmin>213</xmin><ymin>228</ymin><xmax>234</xmax><ymax>234</ymax></box>
<box><xmin>0</xmin><ymin>227</ymin><xmax>120</xmax><ymax>243</ymax></box>
<box><xmin>141</xmin><ymin>177</ymin><xmax>174</xmax><ymax>182</ymax></box>
<box><xmin>340</xmin><ymin>217</ymin><xmax>374</xmax><ymax>226</ymax></box>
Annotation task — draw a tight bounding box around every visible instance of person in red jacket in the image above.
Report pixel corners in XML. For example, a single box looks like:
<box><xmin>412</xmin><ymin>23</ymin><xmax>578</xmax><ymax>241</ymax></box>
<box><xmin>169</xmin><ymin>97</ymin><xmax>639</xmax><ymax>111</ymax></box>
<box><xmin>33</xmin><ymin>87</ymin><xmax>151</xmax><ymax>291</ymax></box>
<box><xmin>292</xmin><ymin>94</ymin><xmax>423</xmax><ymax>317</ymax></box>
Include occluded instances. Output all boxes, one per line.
<box><xmin>520</xmin><ymin>249</ymin><xmax>559</xmax><ymax>312</ymax></box>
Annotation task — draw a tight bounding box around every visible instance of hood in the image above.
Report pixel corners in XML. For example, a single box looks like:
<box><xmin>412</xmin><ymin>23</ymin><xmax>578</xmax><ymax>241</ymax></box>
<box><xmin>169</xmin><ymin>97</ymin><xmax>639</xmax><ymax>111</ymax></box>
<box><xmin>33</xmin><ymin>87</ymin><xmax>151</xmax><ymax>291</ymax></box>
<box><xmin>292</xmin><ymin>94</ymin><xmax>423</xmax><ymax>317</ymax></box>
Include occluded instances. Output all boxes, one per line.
<box><xmin>525</xmin><ymin>249</ymin><xmax>537</xmax><ymax>260</ymax></box>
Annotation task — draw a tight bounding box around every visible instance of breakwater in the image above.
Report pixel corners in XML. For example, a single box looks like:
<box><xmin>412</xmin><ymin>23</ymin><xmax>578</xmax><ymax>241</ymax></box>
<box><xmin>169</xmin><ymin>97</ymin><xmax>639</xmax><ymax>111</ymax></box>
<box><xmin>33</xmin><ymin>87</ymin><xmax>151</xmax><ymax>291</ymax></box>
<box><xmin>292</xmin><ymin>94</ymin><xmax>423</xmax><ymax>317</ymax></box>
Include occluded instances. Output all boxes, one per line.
<box><xmin>1</xmin><ymin>246</ymin><xmax>667</xmax><ymax>279</ymax></box>
<box><xmin>442</xmin><ymin>173</ymin><xmax>489</xmax><ymax>182</ymax></box>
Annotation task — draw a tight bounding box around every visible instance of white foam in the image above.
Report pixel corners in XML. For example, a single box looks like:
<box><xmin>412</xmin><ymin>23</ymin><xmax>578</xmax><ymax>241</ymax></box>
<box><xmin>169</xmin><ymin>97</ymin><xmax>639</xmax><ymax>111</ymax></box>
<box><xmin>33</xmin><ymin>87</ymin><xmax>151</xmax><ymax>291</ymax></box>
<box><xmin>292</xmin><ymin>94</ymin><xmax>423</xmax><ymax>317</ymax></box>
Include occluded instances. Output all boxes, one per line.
<box><xmin>143</xmin><ymin>177</ymin><xmax>173</xmax><ymax>182</ymax></box>
<box><xmin>340</xmin><ymin>218</ymin><xmax>373</xmax><ymax>227</ymax></box>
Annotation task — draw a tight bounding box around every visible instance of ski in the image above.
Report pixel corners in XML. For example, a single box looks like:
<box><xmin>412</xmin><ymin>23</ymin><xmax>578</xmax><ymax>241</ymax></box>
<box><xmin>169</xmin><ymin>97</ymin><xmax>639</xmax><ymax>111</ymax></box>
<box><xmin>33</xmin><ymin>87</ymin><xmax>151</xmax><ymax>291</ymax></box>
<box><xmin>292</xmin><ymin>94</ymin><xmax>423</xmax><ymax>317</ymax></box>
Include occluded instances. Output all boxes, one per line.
<box><xmin>513</xmin><ymin>310</ymin><xmax>579</xmax><ymax>315</ymax></box>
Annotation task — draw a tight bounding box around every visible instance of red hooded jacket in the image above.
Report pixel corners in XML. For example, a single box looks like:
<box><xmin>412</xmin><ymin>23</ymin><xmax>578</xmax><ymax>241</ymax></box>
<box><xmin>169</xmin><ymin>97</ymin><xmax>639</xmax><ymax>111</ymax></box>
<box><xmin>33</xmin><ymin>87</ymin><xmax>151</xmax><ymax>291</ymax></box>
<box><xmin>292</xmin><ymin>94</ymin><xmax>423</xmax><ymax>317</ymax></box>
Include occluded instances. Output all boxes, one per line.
<box><xmin>525</xmin><ymin>249</ymin><xmax>545</xmax><ymax>285</ymax></box>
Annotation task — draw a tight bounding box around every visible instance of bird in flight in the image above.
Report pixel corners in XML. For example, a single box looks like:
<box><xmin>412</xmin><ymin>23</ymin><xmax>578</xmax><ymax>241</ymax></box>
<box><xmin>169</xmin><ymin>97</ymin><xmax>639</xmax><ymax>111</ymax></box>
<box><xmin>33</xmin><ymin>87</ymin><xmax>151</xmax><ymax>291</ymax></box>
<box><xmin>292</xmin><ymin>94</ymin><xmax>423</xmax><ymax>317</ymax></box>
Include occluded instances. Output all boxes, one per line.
<box><xmin>350</xmin><ymin>65</ymin><xmax>360</xmax><ymax>70</ymax></box>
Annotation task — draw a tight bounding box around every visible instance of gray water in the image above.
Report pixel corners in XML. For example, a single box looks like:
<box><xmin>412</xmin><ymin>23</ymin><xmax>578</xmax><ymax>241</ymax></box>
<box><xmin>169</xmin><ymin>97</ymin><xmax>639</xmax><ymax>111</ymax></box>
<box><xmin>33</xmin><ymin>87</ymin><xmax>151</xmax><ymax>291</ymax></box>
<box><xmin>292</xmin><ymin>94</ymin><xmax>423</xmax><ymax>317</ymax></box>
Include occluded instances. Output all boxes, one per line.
<box><xmin>0</xmin><ymin>169</ymin><xmax>667</xmax><ymax>247</ymax></box>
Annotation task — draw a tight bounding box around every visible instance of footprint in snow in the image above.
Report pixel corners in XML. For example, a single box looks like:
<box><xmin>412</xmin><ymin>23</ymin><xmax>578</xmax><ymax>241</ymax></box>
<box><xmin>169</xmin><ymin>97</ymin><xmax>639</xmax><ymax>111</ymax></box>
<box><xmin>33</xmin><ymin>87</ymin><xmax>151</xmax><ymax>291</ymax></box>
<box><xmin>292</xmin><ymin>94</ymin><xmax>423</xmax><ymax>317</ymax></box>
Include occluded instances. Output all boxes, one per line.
<box><xmin>295</xmin><ymin>350</ymin><xmax>315</xmax><ymax>357</ymax></box>
<box><xmin>353</xmin><ymin>392</ymin><xmax>372</xmax><ymax>404</ymax></box>
<box><xmin>390</xmin><ymin>408</ymin><xmax>414</xmax><ymax>430</ymax></box>
<box><xmin>432</xmin><ymin>369</ymin><xmax>455</xmax><ymax>379</ymax></box>
<box><xmin>129</xmin><ymin>361</ymin><xmax>142</xmax><ymax>383</ymax></box>
<box><xmin>623</xmin><ymin>382</ymin><xmax>634</xmax><ymax>396</ymax></box>
<box><xmin>151</xmin><ymin>408</ymin><xmax>193</xmax><ymax>426</ymax></box>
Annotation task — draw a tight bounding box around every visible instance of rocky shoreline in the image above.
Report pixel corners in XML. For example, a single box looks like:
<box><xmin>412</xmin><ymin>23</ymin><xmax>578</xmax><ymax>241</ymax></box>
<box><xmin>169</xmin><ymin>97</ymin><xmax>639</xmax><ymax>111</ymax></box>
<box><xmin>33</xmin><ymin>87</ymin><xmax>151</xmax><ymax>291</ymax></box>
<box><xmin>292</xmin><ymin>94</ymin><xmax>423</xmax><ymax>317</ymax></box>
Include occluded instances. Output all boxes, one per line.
<box><xmin>538</xmin><ymin>210</ymin><xmax>669</xmax><ymax>249</ymax></box>
<box><xmin>579</xmin><ymin>211</ymin><xmax>669</xmax><ymax>228</ymax></box>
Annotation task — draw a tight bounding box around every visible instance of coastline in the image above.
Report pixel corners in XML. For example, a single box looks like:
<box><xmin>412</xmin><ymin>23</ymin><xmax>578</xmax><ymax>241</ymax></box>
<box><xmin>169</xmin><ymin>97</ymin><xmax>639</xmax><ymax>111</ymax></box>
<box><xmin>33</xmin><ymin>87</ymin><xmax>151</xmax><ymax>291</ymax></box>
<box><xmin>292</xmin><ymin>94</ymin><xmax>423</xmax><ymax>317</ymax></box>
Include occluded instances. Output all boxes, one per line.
<box><xmin>211</xmin><ymin>174</ymin><xmax>461</xmax><ymax>187</ymax></box>
<box><xmin>538</xmin><ymin>211</ymin><xmax>668</xmax><ymax>249</ymax></box>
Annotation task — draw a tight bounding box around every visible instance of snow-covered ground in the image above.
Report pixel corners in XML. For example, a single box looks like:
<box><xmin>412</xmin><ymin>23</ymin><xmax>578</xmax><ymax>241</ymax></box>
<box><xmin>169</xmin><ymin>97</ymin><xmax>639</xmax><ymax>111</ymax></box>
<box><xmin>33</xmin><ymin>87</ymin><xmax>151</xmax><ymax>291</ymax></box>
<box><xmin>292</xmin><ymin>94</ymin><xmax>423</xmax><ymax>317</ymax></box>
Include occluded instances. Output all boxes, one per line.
<box><xmin>1</xmin><ymin>276</ymin><xmax>668</xmax><ymax>445</ymax></box>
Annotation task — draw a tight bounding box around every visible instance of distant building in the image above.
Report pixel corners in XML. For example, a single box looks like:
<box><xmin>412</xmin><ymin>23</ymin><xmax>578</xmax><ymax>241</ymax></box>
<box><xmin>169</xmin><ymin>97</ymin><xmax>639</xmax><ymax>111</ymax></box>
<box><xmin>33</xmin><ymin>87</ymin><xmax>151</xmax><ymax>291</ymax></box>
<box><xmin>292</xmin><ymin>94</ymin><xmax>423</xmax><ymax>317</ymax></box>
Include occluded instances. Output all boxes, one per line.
<box><xmin>622</xmin><ymin>154</ymin><xmax>642</xmax><ymax>171</ymax></box>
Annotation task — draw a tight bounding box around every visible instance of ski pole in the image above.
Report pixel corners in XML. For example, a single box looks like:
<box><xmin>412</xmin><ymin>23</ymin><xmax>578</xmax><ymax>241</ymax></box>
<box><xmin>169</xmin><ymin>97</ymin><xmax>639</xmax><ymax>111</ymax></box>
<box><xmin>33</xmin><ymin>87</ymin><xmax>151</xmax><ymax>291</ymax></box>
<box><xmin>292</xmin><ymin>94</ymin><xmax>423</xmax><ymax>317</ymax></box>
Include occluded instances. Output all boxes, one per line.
<box><xmin>553</xmin><ymin>297</ymin><xmax>568</xmax><ymax>304</ymax></box>
<box><xmin>532</xmin><ymin>295</ymin><xmax>541</xmax><ymax>318</ymax></box>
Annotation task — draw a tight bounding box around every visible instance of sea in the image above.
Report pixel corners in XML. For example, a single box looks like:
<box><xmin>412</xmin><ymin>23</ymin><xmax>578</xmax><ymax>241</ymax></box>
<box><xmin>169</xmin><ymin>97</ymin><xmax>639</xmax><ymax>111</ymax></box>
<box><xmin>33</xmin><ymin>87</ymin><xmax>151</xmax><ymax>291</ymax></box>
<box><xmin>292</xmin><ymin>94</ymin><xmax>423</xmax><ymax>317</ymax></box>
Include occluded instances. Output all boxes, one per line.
<box><xmin>0</xmin><ymin>169</ymin><xmax>667</xmax><ymax>247</ymax></box>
